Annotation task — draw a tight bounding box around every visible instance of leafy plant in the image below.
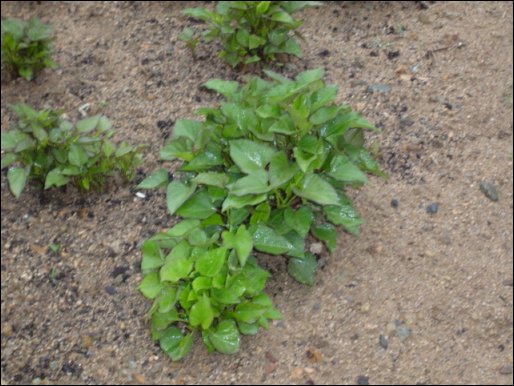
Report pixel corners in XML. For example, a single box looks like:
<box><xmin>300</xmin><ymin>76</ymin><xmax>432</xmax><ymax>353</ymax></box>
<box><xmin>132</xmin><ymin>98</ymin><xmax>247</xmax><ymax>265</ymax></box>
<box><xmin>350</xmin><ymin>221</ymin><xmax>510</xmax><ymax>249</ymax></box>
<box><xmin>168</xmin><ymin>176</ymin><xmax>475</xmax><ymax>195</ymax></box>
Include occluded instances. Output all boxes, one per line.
<box><xmin>179</xmin><ymin>27</ymin><xmax>199</xmax><ymax>60</ymax></box>
<box><xmin>138</xmin><ymin>67</ymin><xmax>382</xmax><ymax>359</ymax></box>
<box><xmin>138</xmin><ymin>219</ymin><xmax>282</xmax><ymax>360</ymax></box>
<box><xmin>182</xmin><ymin>1</ymin><xmax>320</xmax><ymax>68</ymax></box>
<box><xmin>1</xmin><ymin>103</ymin><xmax>143</xmax><ymax>197</ymax></box>
<box><xmin>1</xmin><ymin>17</ymin><xmax>57</xmax><ymax>80</ymax></box>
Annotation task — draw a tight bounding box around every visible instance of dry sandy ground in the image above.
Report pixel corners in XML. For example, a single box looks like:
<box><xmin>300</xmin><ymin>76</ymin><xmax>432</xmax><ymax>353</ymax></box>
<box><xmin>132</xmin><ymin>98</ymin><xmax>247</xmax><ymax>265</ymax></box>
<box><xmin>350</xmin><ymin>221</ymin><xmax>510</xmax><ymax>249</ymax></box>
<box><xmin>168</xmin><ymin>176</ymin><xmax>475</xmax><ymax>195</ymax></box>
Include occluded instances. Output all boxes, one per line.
<box><xmin>1</xmin><ymin>1</ymin><xmax>513</xmax><ymax>385</ymax></box>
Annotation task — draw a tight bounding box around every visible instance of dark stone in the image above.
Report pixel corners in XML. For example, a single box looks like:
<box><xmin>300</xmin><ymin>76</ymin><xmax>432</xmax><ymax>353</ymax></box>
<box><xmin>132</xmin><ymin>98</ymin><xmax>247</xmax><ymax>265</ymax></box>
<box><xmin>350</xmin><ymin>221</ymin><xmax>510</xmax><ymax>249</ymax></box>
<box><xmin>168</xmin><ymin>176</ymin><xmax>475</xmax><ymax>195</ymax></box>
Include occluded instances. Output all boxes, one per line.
<box><xmin>387</xmin><ymin>50</ymin><xmax>400</xmax><ymax>60</ymax></box>
<box><xmin>156</xmin><ymin>119</ymin><xmax>174</xmax><ymax>130</ymax></box>
<box><xmin>379</xmin><ymin>334</ymin><xmax>389</xmax><ymax>349</ymax></box>
<box><xmin>356</xmin><ymin>375</ymin><xmax>370</xmax><ymax>385</ymax></box>
<box><xmin>426</xmin><ymin>202</ymin><xmax>439</xmax><ymax>214</ymax></box>
<box><xmin>391</xmin><ymin>199</ymin><xmax>399</xmax><ymax>208</ymax></box>
<box><xmin>479</xmin><ymin>181</ymin><xmax>499</xmax><ymax>202</ymax></box>
<box><xmin>105</xmin><ymin>286</ymin><xmax>117</xmax><ymax>295</ymax></box>
<box><xmin>369</xmin><ymin>50</ymin><xmax>379</xmax><ymax>57</ymax></box>
<box><xmin>111</xmin><ymin>266</ymin><xmax>129</xmax><ymax>278</ymax></box>
<box><xmin>319</xmin><ymin>49</ymin><xmax>330</xmax><ymax>57</ymax></box>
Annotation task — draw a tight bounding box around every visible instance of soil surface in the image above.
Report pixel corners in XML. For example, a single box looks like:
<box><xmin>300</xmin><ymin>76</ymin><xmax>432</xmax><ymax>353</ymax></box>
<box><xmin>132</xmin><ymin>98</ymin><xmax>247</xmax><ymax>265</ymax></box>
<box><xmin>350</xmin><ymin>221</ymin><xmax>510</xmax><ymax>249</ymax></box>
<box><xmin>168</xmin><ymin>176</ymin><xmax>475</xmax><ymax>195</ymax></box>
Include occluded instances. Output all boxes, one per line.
<box><xmin>1</xmin><ymin>1</ymin><xmax>513</xmax><ymax>385</ymax></box>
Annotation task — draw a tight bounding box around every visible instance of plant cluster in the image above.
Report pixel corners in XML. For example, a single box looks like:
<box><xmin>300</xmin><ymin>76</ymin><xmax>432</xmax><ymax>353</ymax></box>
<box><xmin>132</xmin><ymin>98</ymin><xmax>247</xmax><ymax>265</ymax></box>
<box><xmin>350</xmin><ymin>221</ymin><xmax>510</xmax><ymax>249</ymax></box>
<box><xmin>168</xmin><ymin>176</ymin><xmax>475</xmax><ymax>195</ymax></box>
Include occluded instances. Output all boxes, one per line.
<box><xmin>1</xmin><ymin>17</ymin><xmax>56</xmax><ymax>80</ymax></box>
<box><xmin>182</xmin><ymin>1</ymin><xmax>320</xmax><ymax>67</ymax></box>
<box><xmin>1</xmin><ymin>104</ymin><xmax>143</xmax><ymax>197</ymax></box>
<box><xmin>138</xmin><ymin>68</ymin><xmax>382</xmax><ymax>359</ymax></box>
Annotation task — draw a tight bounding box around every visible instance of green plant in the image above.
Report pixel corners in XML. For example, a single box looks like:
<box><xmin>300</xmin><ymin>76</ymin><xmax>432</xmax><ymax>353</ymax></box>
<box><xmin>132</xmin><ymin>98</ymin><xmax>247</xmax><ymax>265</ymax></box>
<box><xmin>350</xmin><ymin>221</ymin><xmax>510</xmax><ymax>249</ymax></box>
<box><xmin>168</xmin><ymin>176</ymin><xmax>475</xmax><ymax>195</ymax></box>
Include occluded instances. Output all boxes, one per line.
<box><xmin>182</xmin><ymin>1</ymin><xmax>320</xmax><ymax>68</ymax></box>
<box><xmin>179</xmin><ymin>27</ymin><xmax>199</xmax><ymax>60</ymax></box>
<box><xmin>138</xmin><ymin>219</ymin><xmax>282</xmax><ymax>360</ymax></box>
<box><xmin>1</xmin><ymin>103</ymin><xmax>143</xmax><ymax>197</ymax></box>
<box><xmin>138</xmin><ymin>68</ymin><xmax>383</xmax><ymax>359</ymax></box>
<box><xmin>1</xmin><ymin>17</ymin><xmax>57</xmax><ymax>80</ymax></box>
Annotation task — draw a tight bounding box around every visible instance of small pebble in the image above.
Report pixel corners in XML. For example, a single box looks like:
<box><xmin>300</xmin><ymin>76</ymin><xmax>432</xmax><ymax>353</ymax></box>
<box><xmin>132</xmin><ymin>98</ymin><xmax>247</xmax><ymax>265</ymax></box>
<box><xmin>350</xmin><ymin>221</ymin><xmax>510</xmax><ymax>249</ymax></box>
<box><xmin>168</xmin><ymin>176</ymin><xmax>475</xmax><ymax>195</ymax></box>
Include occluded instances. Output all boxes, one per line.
<box><xmin>379</xmin><ymin>334</ymin><xmax>388</xmax><ymax>349</ymax></box>
<box><xmin>356</xmin><ymin>375</ymin><xmax>369</xmax><ymax>385</ymax></box>
<box><xmin>426</xmin><ymin>202</ymin><xmax>439</xmax><ymax>214</ymax></box>
<box><xmin>135</xmin><ymin>192</ymin><xmax>146</xmax><ymax>199</ymax></box>
<box><xmin>499</xmin><ymin>365</ymin><xmax>513</xmax><ymax>375</ymax></box>
<box><xmin>390</xmin><ymin>199</ymin><xmax>399</xmax><ymax>208</ymax></box>
<box><xmin>502</xmin><ymin>278</ymin><xmax>513</xmax><ymax>287</ymax></box>
<box><xmin>479</xmin><ymin>181</ymin><xmax>499</xmax><ymax>202</ymax></box>
<box><xmin>105</xmin><ymin>286</ymin><xmax>117</xmax><ymax>295</ymax></box>
<box><xmin>396</xmin><ymin>324</ymin><xmax>411</xmax><ymax>342</ymax></box>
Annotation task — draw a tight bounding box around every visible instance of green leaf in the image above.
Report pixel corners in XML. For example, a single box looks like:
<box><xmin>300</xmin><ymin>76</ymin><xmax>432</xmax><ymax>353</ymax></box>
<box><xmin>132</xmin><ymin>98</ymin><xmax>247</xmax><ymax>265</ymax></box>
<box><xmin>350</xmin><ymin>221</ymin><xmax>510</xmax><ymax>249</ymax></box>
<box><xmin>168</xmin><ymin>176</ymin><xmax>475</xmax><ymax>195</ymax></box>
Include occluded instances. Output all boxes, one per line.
<box><xmin>310</xmin><ymin>106</ymin><xmax>339</xmax><ymax>125</ymax></box>
<box><xmin>249</xmin><ymin>224</ymin><xmax>293</xmax><ymax>255</ymax></box>
<box><xmin>231</xmin><ymin>302</ymin><xmax>267</xmax><ymax>324</ymax></box>
<box><xmin>328</xmin><ymin>156</ymin><xmax>368</xmax><ymax>184</ymax></box>
<box><xmin>269</xmin><ymin>114</ymin><xmax>295</xmax><ymax>135</ymax></box>
<box><xmin>284</xmin><ymin>206</ymin><xmax>313</xmax><ymax>237</ymax></box>
<box><xmin>137</xmin><ymin>169</ymin><xmax>169</xmax><ymax>189</ymax></box>
<box><xmin>166</xmin><ymin>181</ymin><xmax>197</xmax><ymax>216</ymax></box>
<box><xmin>172</xmin><ymin>119</ymin><xmax>203</xmax><ymax>142</ymax></box>
<box><xmin>284</xmin><ymin>231</ymin><xmax>306</xmax><ymax>258</ymax></box>
<box><xmin>229</xmin><ymin>139</ymin><xmax>275</xmax><ymax>174</ymax></box>
<box><xmin>271</xmin><ymin>11</ymin><xmax>295</xmax><ymax>24</ymax></box>
<box><xmin>293</xmin><ymin>174</ymin><xmax>340</xmax><ymax>206</ymax></box>
<box><xmin>250</xmin><ymin>201</ymin><xmax>271</xmax><ymax>224</ymax></box>
<box><xmin>192</xmin><ymin>276</ymin><xmax>212</xmax><ymax>292</ymax></box>
<box><xmin>238</xmin><ymin>322</ymin><xmax>260</xmax><ymax>335</ymax></box>
<box><xmin>228</xmin><ymin>170</ymin><xmax>269</xmax><ymax>196</ymax></box>
<box><xmin>176</xmin><ymin>190</ymin><xmax>216</xmax><ymax>219</ymax></box>
<box><xmin>160</xmin><ymin>258</ymin><xmax>193</xmax><ymax>282</ymax></box>
<box><xmin>167</xmin><ymin>219</ymin><xmax>200</xmax><ymax>237</ymax></box>
<box><xmin>269</xmin><ymin>151</ymin><xmax>298</xmax><ymax>188</ymax></box>
<box><xmin>7</xmin><ymin>166</ymin><xmax>29</xmax><ymax>198</ymax></box>
<box><xmin>158</xmin><ymin>287</ymin><xmax>178</xmax><ymax>313</ymax></box>
<box><xmin>256</xmin><ymin>1</ymin><xmax>271</xmax><ymax>14</ymax></box>
<box><xmin>193</xmin><ymin>172</ymin><xmax>229</xmax><ymax>188</ymax></box>
<box><xmin>181</xmin><ymin>145</ymin><xmax>223</xmax><ymax>171</ymax></box>
<box><xmin>44</xmin><ymin>168</ymin><xmax>69</xmax><ymax>189</ymax></box>
<box><xmin>312</xmin><ymin>223</ymin><xmax>337</xmax><ymax>252</ymax></box>
<box><xmin>222</xmin><ymin>193</ymin><xmax>267</xmax><ymax>212</ymax></box>
<box><xmin>295</xmin><ymin>68</ymin><xmax>325</xmax><ymax>87</ymax></box>
<box><xmin>68</xmin><ymin>144</ymin><xmax>88</xmax><ymax>167</ymax></box>
<box><xmin>19</xmin><ymin>68</ymin><xmax>33</xmax><ymax>81</ymax></box>
<box><xmin>234</xmin><ymin>225</ymin><xmax>253</xmax><ymax>267</ymax></box>
<box><xmin>76</xmin><ymin>115</ymin><xmax>100</xmax><ymax>133</ymax></box>
<box><xmin>160</xmin><ymin>328</ymin><xmax>193</xmax><ymax>361</ymax></box>
<box><xmin>141</xmin><ymin>240</ymin><xmax>163</xmax><ymax>271</ymax></box>
<box><xmin>189</xmin><ymin>294</ymin><xmax>214</xmax><ymax>330</ymax></box>
<box><xmin>195</xmin><ymin>247</ymin><xmax>227</xmax><ymax>277</ymax></box>
<box><xmin>1</xmin><ymin>153</ymin><xmax>18</xmax><ymax>169</ymax></box>
<box><xmin>160</xmin><ymin>137</ymin><xmax>194</xmax><ymax>161</ymax></box>
<box><xmin>203</xmin><ymin>79</ymin><xmax>239</xmax><ymax>98</ymax></box>
<box><xmin>287</xmin><ymin>253</ymin><xmax>317</xmax><ymax>285</ymax></box>
<box><xmin>139</xmin><ymin>272</ymin><xmax>163</xmax><ymax>299</ymax></box>
<box><xmin>208</xmin><ymin>320</ymin><xmax>240</xmax><ymax>354</ymax></box>
<box><xmin>323</xmin><ymin>201</ymin><xmax>363</xmax><ymax>236</ymax></box>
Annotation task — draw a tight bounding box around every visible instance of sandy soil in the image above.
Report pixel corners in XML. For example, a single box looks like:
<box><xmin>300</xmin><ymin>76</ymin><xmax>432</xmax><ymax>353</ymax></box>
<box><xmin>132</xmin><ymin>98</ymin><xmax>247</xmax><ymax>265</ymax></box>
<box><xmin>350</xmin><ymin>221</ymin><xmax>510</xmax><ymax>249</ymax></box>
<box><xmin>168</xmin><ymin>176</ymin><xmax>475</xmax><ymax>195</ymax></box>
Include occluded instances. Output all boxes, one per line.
<box><xmin>1</xmin><ymin>1</ymin><xmax>513</xmax><ymax>385</ymax></box>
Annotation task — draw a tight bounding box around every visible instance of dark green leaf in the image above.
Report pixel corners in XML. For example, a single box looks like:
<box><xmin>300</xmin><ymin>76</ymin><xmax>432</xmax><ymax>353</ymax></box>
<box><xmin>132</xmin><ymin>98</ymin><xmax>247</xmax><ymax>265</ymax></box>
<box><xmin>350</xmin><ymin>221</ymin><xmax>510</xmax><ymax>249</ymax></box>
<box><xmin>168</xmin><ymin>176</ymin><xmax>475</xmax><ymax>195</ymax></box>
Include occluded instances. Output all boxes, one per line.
<box><xmin>249</xmin><ymin>223</ymin><xmax>293</xmax><ymax>255</ymax></box>
<box><xmin>139</xmin><ymin>272</ymin><xmax>163</xmax><ymax>299</ymax></box>
<box><xmin>293</xmin><ymin>174</ymin><xmax>340</xmax><ymax>206</ymax></box>
<box><xmin>141</xmin><ymin>240</ymin><xmax>163</xmax><ymax>271</ymax></box>
<box><xmin>137</xmin><ymin>169</ymin><xmax>169</xmax><ymax>189</ymax></box>
<box><xmin>189</xmin><ymin>294</ymin><xmax>214</xmax><ymax>330</ymax></box>
<box><xmin>76</xmin><ymin>115</ymin><xmax>100</xmax><ymax>133</ymax></box>
<box><xmin>312</xmin><ymin>223</ymin><xmax>337</xmax><ymax>252</ymax></box>
<box><xmin>229</xmin><ymin>139</ymin><xmax>275</xmax><ymax>174</ymax></box>
<box><xmin>269</xmin><ymin>151</ymin><xmax>298</xmax><ymax>188</ymax></box>
<box><xmin>195</xmin><ymin>247</ymin><xmax>227</xmax><ymax>277</ymax></box>
<box><xmin>287</xmin><ymin>253</ymin><xmax>317</xmax><ymax>285</ymax></box>
<box><xmin>160</xmin><ymin>258</ymin><xmax>193</xmax><ymax>282</ymax></box>
<box><xmin>44</xmin><ymin>168</ymin><xmax>69</xmax><ymax>189</ymax></box>
<box><xmin>176</xmin><ymin>190</ymin><xmax>216</xmax><ymax>219</ymax></box>
<box><xmin>208</xmin><ymin>320</ymin><xmax>240</xmax><ymax>354</ymax></box>
<box><xmin>222</xmin><ymin>193</ymin><xmax>267</xmax><ymax>212</ymax></box>
<box><xmin>328</xmin><ymin>156</ymin><xmax>368</xmax><ymax>184</ymax></box>
<box><xmin>228</xmin><ymin>170</ymin><xmax>270</xmax><ymax>196</ymax></box>
<box><xmin>160</xmin><ymin>328</ymin><xmax>193</xmax><ymax>361</ymax></box>
<box><xmin>166</xmin><ymin>181</ymin><xmax>197</xmax><ymax>216</ymax></box>
<box><xmin>7</xmin><ymin>166</ymin><xmax>29</xmax><ymax>197</ymax></box>
<box><xmin>203</xmin><ymin>79</ymin><xmax>239</xmax><ymax>97</ymax></box>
